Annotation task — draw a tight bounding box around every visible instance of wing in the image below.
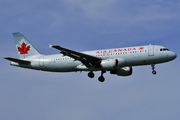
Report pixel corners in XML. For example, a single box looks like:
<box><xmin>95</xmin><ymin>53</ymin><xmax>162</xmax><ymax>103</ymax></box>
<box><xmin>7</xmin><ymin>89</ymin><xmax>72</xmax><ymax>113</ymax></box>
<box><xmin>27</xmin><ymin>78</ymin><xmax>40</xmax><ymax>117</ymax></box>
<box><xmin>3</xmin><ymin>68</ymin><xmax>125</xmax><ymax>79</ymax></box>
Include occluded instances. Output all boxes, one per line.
<box><xmin>50</xmin><ymin>45</ymin><xmax>102</xmax><ymax>68</ymax></box>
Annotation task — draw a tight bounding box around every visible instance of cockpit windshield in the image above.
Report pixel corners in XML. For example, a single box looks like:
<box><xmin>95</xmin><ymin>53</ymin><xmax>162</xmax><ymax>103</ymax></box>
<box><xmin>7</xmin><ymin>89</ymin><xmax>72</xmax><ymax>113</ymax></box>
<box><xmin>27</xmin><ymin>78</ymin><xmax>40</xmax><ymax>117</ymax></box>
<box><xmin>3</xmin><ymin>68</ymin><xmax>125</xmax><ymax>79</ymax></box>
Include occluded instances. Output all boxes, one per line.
<box><xmin>160</xmin><ymin>48</ymin><xmax>170</xmax><ymax>51</ymax></box>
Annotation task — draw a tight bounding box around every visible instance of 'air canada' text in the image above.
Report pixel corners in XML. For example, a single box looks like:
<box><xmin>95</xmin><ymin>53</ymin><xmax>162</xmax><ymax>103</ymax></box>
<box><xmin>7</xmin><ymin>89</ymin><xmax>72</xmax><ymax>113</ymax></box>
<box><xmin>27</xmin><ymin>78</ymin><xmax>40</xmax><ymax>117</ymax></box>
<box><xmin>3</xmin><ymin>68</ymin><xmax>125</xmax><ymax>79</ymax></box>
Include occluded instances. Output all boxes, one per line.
<box><xmin>96</xmin><ymin>47</ymin><xmax>144</xmax><ymax>54</ymax></box>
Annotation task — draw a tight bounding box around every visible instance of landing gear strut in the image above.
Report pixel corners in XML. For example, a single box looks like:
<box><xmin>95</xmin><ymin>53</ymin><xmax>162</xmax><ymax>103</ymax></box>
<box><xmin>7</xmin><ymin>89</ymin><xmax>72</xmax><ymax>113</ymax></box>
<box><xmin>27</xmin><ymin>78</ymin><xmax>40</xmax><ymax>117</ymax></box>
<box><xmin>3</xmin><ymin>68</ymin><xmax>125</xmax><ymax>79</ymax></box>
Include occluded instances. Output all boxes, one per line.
<box><xmin>98</xmin><ymin>70</ymin><xmax>106</xmax><ymax>82</ymax></box>
<box><xmin>88</xmin><ymin>71</ymin><xmax>95</xmax><ymax>78</ymax></box>
<box><xmin>151</xmin><ymin>64</ymin><xmax>157</xmax><ymax>75</ymax></box>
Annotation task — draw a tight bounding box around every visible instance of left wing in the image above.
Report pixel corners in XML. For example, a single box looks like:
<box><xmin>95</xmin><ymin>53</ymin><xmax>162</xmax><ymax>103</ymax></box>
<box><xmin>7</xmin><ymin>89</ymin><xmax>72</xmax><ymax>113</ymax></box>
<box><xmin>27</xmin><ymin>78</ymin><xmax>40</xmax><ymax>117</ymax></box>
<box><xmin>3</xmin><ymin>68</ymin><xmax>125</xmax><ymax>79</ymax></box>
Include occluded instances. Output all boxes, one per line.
<box><xmin>50</xmin><ymin>45</ymin><xmax>102</xmax><ymax>68</ymax></box>
<box><xmin>4</xmin><ymin>57</ymin><xmax>31</xmax><ymax>64</ymax></box>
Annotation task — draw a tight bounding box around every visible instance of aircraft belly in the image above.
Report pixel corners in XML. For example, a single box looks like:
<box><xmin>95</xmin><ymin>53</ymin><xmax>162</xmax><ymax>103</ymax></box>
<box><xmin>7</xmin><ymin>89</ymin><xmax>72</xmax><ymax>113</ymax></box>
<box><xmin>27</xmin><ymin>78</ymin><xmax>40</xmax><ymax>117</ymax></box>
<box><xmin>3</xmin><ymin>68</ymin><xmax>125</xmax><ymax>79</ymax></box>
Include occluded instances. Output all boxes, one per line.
<box><xmin>127</xmin><ymin>54</ymin><xmax>165</xmax><ymax>66</ymax></box>
<box><xmin>126</xmin><ymin>53</ymin><xmax>154</xmax><ymax>66</ymax></box>
<box><xmin>44</xmin><ymin>60</ymin><xmax>79</xmax><ymax>72</ymax></box>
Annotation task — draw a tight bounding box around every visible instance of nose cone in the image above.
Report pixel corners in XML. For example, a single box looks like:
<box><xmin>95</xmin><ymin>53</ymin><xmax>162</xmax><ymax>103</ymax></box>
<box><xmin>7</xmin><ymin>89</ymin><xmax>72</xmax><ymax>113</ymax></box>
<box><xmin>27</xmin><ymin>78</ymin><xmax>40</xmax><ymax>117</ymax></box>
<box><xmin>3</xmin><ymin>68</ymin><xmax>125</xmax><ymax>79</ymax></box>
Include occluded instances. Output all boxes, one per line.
<box><xmin>169</xmin><ymin>52</ymin><xmax>177</xmax><ymax>60</ymax></box>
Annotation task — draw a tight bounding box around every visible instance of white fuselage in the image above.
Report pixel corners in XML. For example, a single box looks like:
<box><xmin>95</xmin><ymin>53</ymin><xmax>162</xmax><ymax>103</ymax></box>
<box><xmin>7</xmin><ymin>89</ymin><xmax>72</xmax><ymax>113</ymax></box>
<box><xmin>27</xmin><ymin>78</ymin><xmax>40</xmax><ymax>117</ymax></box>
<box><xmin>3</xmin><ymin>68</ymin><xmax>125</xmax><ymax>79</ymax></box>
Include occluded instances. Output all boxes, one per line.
<box><xmin>10</xmin><ymin>45</ymin><xmax>177</xmax><ymax>72</ymax></box>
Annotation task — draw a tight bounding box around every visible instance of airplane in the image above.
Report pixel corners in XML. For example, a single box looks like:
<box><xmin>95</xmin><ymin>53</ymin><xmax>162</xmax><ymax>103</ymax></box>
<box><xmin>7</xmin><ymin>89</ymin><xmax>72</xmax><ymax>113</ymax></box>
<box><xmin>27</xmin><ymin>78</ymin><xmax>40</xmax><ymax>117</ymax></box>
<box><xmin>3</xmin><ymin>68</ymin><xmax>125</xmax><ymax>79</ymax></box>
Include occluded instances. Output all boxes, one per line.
<box><xmin>5</xmin><ymin>32</ymin><xmax>177</xmax><ymax>82</ymax></box>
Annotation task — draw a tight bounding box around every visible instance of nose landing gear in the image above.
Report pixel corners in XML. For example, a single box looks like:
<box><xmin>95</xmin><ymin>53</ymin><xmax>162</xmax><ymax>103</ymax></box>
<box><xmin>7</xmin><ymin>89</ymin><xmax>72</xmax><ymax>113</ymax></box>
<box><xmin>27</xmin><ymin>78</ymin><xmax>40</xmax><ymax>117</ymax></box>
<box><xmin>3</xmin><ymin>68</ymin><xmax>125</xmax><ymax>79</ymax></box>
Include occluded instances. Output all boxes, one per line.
<box><xmin>151</xmin><ymin>64</ymin><xmax>157</xmax><ymax>75</ymax></box>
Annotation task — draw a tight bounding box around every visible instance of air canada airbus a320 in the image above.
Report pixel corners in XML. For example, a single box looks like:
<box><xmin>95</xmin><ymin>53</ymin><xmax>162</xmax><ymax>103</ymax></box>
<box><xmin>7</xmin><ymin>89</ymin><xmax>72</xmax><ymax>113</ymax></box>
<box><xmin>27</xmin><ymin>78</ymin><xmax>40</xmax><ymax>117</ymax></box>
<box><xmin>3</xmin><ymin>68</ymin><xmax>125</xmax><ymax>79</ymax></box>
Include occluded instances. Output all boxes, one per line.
<box><xmin>5</xmin><ymin>32</ymin><xmax>177</xmax><ymax>82</ymax></box>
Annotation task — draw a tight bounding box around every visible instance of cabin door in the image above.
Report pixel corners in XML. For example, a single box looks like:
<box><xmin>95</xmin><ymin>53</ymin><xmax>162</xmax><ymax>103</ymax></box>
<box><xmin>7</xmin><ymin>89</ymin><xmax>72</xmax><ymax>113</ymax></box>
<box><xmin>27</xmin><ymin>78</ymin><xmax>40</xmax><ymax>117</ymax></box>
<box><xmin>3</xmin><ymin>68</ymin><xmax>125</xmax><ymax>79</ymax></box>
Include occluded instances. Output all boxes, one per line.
<box><xmin>148</xmin><ymin>46</ymin><xmax>154</xmax><ymax>56</ymax></box>
<box><xmin>39</xmin><ymin>56</ymin><xmax>44</xmax><ymax>67</ymax></box>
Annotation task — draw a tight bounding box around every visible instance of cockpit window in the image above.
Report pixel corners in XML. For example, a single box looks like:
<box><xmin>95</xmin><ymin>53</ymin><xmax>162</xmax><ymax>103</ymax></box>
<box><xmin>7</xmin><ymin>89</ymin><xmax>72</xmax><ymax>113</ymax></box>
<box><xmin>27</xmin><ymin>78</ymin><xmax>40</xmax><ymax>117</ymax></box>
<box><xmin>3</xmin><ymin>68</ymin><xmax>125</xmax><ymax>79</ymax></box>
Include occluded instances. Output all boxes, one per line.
<box><xmin>160</xmin><ymin>48</ymin><xmax>170</xmax><ymax>51</ymax></box>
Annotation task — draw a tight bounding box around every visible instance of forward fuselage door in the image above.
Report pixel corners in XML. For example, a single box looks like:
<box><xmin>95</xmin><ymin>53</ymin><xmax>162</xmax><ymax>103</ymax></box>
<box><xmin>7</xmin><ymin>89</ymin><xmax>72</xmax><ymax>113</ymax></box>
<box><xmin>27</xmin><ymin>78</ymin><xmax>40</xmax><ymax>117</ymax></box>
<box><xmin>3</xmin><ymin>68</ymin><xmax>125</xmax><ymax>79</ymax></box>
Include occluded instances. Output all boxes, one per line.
<box><xmin>39</xmin><ymin>56</ymin><xmax>44</xmax><ymax>67</ymax></box>
<box><xmin>148</xmin><ymin>46</ymin><xmax>154</xmax><ymax>56</ymax></box>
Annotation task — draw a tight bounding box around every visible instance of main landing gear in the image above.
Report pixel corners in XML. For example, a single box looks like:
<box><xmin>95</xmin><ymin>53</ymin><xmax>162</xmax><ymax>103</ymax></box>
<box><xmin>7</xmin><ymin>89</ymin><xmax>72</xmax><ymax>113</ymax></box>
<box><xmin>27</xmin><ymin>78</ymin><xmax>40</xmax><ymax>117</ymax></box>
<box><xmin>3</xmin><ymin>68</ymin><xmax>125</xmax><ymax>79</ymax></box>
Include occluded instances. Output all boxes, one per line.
<box><xmin>88</xmin><ymin>70</ymin><xmax>106</xmax><ymax>82</ymax></box>
<box><xmin>88</xmin><ymin>71</ymin><xmax>95</xmax><ymax>78</ymax></box>
<box><xmin>98</xmin><ymin>70</ymin><xmax>106</xmax><ymax>82</ymax></box>
<box><xmin>151</xmin><ymin>64</ymin><xmax>157</xmax><ymax>75</ymax></box>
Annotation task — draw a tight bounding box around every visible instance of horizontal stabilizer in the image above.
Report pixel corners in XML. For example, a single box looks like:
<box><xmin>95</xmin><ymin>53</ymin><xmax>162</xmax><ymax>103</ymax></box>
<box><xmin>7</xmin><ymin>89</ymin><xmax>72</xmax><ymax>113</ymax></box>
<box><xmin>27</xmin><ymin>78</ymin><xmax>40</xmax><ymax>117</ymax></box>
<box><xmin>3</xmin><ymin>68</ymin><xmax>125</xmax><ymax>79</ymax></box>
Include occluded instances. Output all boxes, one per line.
<box><xmin>4</xmin><ymin>57</ymin><xmax>31</xmax><ymax>64</ymax></box>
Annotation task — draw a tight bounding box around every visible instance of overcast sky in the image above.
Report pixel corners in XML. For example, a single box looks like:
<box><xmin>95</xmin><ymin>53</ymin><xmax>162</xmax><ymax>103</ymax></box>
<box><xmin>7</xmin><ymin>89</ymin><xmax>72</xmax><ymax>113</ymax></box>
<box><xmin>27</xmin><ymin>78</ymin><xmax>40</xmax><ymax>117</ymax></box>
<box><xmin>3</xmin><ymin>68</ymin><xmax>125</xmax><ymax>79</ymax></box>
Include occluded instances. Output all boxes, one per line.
<box><xmin>0</xmin><ymin>0</ymin><xmax>180</xmax><ymax>120</ymax></box>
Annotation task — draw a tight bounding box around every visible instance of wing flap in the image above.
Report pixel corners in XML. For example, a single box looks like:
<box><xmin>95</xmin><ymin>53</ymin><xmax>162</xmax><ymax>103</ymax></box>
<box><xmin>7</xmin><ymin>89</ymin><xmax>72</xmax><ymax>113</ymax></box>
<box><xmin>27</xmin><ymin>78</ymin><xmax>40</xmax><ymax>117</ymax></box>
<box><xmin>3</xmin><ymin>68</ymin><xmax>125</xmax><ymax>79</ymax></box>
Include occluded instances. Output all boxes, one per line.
<box><xmin>4</xmin><ymin>57</ymin><xmax>31</xmax><ymax>64</ymax></box>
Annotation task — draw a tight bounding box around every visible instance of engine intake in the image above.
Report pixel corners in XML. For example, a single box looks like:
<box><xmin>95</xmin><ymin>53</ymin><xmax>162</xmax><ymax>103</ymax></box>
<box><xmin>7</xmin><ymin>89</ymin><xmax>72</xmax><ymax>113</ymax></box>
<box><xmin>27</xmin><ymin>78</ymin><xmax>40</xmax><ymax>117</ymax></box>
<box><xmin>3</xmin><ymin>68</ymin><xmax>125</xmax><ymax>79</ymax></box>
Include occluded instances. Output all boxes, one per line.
<box><xmin>101</xmin><ymin>59</ymin><xmax>118</xmax><ymax>70</ymax></box>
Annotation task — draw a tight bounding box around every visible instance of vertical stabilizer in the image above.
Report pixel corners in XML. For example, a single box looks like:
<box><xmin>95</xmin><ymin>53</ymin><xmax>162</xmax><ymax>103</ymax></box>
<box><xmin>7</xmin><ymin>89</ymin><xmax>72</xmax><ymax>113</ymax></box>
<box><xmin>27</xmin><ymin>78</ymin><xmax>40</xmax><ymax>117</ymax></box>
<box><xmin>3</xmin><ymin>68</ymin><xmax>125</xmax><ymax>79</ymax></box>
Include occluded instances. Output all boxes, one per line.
<box><xmin>13</xmin><ymin>32</ymin><xmax>41</xmax><ymax>59</ymax></box>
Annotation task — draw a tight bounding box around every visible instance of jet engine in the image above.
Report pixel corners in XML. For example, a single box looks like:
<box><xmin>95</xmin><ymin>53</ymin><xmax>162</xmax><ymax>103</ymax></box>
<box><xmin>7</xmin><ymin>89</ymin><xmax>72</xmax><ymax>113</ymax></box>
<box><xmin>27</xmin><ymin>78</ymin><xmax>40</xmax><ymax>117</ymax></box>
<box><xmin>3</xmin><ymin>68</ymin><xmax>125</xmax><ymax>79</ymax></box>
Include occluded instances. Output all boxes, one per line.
<box><xmin>100</xmin><ymin>59</ymin><xmax>118</xmax><ymax>70</ymax></box>
<box><xmin>110</xmin><ymin>66</ymin><xmax>132</xmax><ymax>76</ymax></box>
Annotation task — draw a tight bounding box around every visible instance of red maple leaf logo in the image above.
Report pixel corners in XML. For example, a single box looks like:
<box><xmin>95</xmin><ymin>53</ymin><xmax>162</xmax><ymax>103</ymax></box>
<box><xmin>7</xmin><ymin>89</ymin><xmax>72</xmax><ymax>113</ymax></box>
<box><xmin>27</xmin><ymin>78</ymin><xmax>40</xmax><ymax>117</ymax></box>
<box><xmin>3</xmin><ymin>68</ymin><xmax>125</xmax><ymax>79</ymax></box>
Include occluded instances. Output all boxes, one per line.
<box><xmin>139</xmin><ymin>47</ymin><xmax>144</xmax><ymax>50</ymax></box>
<box><xmin>17</xmin><ymin>42</ymin><xmax>30</xmax><ymax>54</ymax></box>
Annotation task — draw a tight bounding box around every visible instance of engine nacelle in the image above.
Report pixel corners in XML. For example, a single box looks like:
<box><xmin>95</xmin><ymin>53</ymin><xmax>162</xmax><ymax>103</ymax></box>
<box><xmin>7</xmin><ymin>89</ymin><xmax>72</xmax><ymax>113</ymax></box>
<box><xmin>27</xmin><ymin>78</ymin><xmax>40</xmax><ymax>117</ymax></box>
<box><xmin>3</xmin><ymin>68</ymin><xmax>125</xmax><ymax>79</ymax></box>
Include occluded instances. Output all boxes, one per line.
<box><xmin>100</xmin><ymin>59</ymin><xmax>118</xmax><ymax>70</ymax></box>
<box><xmin>110</xmin><ymin>67</ymin><xmax>133</xmax><ymax>76</ymax></box>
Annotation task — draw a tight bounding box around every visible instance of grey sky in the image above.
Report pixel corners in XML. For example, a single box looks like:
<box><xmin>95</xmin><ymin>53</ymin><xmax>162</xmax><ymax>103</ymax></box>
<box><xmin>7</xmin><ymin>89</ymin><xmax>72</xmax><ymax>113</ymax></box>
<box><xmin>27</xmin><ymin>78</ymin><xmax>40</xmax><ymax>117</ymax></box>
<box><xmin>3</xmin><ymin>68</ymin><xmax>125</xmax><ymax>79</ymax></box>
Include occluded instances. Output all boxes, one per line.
<box><xmin>0</xmin><ymin>0</ymin><xmax>180</xmax><ymax>120</ymax></box>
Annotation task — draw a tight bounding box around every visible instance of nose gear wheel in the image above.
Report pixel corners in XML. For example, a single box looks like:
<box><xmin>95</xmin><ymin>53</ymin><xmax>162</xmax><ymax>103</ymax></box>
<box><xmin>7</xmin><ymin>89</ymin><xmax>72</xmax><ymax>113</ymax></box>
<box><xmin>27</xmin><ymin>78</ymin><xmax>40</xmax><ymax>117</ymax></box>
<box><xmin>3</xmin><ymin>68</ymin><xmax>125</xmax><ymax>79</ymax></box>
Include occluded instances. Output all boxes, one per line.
<box><xmin>151</xmin><ymin>64</ymin><xmax>157</xmax><ymax>75</ymax></box>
